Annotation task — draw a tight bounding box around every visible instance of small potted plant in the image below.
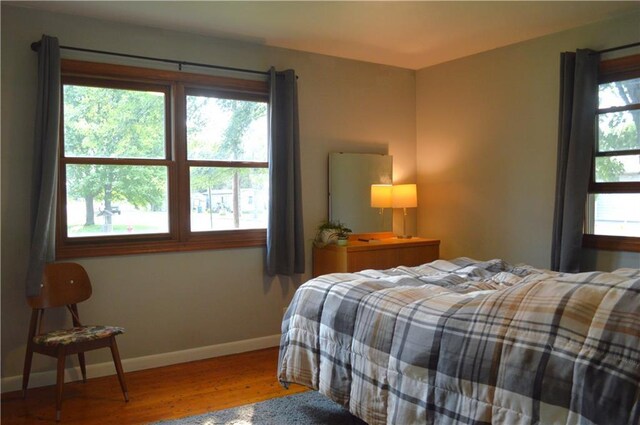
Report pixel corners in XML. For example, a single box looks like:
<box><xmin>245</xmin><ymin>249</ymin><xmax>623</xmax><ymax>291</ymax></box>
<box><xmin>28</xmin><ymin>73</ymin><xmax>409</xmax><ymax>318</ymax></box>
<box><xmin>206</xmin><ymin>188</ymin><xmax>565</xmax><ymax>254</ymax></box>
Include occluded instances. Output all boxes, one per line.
<box><xmin>314</xmin><ymin>220</ymin><xmax>352</xmax><ymax>247</ymax></box>
<box><xmin>334</xmin><ymin>225</ymin><xmax>352</xmax><ymax>246</ymax></box>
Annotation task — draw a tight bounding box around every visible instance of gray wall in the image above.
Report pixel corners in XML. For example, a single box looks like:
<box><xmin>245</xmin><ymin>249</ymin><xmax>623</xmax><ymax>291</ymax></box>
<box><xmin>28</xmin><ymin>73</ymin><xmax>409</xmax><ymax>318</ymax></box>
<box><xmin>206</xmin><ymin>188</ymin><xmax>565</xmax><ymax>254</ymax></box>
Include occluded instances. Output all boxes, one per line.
<box><xmin>1</xmin><ymin>5</ymin><xmax>416</xmax><ymax>381</ymax></box>
<box><xmin>416</xmin><ymin>11</ymin><xmax>640</xmax><ymax>269</ymax></box>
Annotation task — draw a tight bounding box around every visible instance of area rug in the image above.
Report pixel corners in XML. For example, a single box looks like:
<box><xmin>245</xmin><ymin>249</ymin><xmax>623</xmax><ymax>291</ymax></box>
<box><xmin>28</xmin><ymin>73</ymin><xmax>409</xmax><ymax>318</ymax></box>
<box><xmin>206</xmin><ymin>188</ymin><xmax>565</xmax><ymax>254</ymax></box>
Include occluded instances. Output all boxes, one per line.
<box><xmin>154</xmin><ymin>390</ymin><xmax>366</xmax><ymax>424</ymax></box>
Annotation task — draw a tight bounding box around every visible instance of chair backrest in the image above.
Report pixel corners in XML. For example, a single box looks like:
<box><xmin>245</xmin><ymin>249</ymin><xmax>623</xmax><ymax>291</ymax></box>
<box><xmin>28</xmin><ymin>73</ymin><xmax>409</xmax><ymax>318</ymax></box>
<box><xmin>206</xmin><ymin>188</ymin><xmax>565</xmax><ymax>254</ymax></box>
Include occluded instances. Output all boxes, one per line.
<box><xmin>27</xmin><ymin>263</ymin><xmax>92</xmax><ymax>309</ymax></box>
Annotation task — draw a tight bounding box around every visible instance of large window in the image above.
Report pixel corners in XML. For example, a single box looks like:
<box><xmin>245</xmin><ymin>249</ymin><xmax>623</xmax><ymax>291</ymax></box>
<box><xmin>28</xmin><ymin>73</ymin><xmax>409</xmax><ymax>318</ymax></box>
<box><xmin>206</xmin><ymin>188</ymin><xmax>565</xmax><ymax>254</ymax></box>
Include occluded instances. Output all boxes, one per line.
<box><xmin>58</xmin><ymin>60</ymin><xmax>269</xmax><ymax>258</ymax></box>
<box><xmin>584</xmin><ymin>54</ymin><xmax>640</xmax><ymax>252</ymax></box>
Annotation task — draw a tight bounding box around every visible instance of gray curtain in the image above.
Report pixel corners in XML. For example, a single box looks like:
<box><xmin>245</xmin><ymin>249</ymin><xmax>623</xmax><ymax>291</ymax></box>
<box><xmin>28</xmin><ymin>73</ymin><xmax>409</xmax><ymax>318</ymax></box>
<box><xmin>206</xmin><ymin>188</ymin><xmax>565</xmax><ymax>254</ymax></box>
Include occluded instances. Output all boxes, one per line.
<box><xmin>550</xmin><ymin>49</ymin><xmax>599</xmax><ymax>272</ymax></box>
<box><xmin>266</xmin><ymin>67</ymin><xmax>305</xmax><ymax>275</ymax></box>
<box><xmin>25</xmin><ymin>35</ymin><xmax>61</xmax><ymax>296</ymax></box>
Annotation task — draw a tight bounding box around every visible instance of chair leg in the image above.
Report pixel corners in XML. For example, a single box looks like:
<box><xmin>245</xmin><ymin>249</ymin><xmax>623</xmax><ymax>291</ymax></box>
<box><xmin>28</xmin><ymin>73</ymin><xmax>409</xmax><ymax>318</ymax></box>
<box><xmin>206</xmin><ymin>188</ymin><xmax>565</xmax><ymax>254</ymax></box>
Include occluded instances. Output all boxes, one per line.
<box><xmin>78</xmin><ymin>352</ymin><xmax>87</xmax><ymax>383</ymax></box>
<box><xmin>109</xmin><ymin>337</ymin><xmax>129</xmax><ymax>402</ymax></box>
<box><xmin>21</xmin><ymin>345</ymin><xmax>34</xmax><ymax>399</ymax></box>
<box><xmin>55</xmin><ymin>348</ymin><xmax>67</xmax><ymax>422</ymax></box>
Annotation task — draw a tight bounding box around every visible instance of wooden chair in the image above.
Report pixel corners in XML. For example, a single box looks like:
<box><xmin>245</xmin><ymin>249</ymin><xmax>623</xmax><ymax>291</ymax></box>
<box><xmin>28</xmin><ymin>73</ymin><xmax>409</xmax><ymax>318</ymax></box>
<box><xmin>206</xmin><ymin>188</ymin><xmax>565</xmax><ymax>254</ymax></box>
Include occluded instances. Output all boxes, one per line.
<box><xmin>22</xmin><ymin>262</ymin><xmax>129</xmax><ymax>421</ymax></box>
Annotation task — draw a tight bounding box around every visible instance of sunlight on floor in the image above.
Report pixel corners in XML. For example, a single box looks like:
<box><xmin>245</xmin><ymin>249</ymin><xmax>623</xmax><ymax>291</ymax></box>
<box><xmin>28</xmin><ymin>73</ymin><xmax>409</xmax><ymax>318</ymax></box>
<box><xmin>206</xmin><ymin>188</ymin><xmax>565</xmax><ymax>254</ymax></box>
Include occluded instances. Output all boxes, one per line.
<box><xmin>203</xmin><ymin>404</ymin><xmax>256</xmax><ymax>424</ymax></box>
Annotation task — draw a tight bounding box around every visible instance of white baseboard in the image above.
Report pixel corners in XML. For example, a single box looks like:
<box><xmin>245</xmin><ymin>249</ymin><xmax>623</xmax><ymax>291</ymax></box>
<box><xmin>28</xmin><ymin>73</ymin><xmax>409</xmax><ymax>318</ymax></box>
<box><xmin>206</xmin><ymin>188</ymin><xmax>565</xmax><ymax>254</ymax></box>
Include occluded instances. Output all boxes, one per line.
<box><xmin>2</xmin><ymin>334</ymin><xmax>281</xmax><ymax>394</ymax></box>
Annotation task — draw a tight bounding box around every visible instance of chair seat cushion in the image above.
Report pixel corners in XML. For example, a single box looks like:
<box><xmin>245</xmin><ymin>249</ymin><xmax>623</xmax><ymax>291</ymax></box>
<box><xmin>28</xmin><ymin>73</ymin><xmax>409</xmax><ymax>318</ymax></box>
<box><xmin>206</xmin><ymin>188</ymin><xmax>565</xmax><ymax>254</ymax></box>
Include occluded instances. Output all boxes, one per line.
<box><xmin>33</xmin><ymin>326</ymin><xmax>124</xmax><ymax>346</ymax></box>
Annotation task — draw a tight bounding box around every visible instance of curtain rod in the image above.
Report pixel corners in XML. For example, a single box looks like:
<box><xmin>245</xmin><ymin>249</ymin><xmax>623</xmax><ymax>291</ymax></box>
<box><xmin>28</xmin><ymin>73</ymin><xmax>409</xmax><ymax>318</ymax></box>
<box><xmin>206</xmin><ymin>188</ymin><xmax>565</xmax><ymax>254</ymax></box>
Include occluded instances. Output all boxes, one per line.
<box><xmin>592</xmin><ymin>41</ymin><xmax>640</xmax><ymax>55</ymax></box>
<box><xmin>30</xmin><ymin>41</ymin><xmax>270</xmax><ymax>77</ymax></box>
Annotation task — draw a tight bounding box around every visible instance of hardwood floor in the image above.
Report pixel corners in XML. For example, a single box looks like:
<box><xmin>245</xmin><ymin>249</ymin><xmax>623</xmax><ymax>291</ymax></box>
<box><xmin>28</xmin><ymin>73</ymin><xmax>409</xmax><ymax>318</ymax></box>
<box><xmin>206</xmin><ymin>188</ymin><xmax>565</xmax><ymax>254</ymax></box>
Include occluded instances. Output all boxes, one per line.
<box><xmin>1</xmin><ymin>347</ymin><xmax>307</xmax><ymax>424</ymax></box>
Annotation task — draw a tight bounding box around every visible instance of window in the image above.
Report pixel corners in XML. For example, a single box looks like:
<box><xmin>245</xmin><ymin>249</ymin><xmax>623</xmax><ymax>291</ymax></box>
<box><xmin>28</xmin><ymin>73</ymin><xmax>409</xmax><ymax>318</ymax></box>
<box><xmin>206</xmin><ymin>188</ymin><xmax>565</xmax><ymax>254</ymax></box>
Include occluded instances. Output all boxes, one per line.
<box><xmin>584</xmin><ymin>54</ymin><xmax>640</xmax><ymax>252</ymax></box>
<box><xmin>58</xmin><ymin>60</ymin><xmax>269</xmax><ymax>258</ymax></box>
<box><xmin>186</xmin><ymin>89</ymin><xmax>268</xmax><ymax>232</ymax></box>
<box><xmin>62</xmin><ymin>80</ymin><xmax>171</xmax><ymax>239</ymax></box>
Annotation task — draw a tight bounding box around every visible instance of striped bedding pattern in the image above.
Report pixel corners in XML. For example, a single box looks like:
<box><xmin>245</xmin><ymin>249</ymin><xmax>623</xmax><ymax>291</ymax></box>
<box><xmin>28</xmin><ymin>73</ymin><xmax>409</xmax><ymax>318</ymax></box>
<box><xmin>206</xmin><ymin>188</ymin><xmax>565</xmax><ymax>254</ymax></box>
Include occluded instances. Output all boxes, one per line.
<box><xmin>278</xmin><ymin>258</ymin><xmax>640</xmax><ymax>424</ymax></box>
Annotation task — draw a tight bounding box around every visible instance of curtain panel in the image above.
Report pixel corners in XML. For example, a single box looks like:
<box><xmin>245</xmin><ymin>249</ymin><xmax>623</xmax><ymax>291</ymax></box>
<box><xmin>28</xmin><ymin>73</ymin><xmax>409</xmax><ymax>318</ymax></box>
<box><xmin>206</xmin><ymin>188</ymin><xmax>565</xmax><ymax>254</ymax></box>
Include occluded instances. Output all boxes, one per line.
<box><xmin>25</xmin><ymin>35</ymin><xmax>61</xmax><ymax>296</ymax></box>
<box><xmin>550</xmin><ymin>49</ymin><xmax>599</xmax><ymax>272</ymax></box>
<box><xmin>266</xmin><ymin>68</ymin><xmax>305</xmax><ymax>276</ymax></box>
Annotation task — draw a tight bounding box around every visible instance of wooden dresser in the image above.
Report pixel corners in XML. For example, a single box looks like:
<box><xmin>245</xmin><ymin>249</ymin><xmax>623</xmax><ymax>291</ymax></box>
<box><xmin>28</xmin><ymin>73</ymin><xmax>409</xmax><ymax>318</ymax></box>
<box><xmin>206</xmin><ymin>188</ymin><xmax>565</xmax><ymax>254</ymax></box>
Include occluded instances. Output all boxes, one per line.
<box><xmin>312</xmin><ymin>232</ymin><xmax>440</xmax><ymax>277</ymax></box>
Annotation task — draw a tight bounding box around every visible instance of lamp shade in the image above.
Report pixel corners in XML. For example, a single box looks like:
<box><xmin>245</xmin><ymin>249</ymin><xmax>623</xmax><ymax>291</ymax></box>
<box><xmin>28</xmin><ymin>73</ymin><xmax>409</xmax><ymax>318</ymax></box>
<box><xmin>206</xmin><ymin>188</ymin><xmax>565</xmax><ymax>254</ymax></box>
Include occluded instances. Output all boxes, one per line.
<box><xmin>371</xmin><ymin>184</ymin><xmax>392</xmax><ymax>208</ymax></box>
<box><xmin>392</xmin><ymin>184</ymin><xmax>417</xmax><ymax>208</ymax></box>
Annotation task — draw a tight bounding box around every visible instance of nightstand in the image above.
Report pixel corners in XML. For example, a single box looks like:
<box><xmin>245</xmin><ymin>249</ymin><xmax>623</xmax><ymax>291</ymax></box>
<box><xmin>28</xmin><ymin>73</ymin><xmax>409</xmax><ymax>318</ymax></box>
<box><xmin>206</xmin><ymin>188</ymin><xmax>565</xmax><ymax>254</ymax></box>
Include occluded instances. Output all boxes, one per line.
<box><xmin>312</xmin><ymin>232</ymin><xmax>440</xmax><ymax>277</ymax></box>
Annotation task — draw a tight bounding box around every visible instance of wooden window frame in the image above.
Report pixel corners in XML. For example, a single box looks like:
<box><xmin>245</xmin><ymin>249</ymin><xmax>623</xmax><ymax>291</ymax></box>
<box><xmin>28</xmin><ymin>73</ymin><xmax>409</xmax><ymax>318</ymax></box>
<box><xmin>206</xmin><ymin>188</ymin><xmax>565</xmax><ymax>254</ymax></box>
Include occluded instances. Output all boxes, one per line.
<box><xmin>583</xmin><ymin>54</ymin><xmax>640</xmax><ymax>253</ymax></box>
<box><xmin>56</xmin><ymin>60</ymin><xmax>269</xmax><ymax>259</ymax></box>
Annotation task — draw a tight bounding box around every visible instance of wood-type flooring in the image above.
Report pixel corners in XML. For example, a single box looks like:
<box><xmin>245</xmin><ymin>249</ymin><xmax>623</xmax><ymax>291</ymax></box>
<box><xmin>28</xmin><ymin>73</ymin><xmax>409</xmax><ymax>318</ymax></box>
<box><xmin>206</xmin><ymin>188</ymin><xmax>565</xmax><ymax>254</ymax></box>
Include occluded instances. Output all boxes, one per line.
<box><xmin>1</xmin><ymin>347</ymin><xmax>307</xmax><ymax>424</ymax></box>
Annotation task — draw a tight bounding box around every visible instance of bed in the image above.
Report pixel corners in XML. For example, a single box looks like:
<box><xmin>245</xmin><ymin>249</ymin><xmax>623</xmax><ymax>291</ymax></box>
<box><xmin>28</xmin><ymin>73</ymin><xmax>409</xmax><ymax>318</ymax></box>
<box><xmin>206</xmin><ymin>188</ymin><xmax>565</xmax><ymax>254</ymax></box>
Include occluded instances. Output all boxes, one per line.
<box><xmin>278</xmin><ymin>258</ymin><xmax>640</xmax><ymax>425</ymax></box>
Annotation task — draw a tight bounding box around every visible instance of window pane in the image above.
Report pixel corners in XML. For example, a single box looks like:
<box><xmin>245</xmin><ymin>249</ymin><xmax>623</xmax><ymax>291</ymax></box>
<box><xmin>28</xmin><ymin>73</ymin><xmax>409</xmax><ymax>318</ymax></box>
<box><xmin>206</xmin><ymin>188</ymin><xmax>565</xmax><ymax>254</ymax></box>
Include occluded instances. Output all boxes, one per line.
<box><xmin>63</xmin><ymin>85</ymin><xmax>166</xmax><ymax>159</ymax></box>
<box><xmin>589</xmin><ymin>193</ymin><xmax>640</xmax><ymax>237</ymax></box>
<box><xmin>190</xmin><ymin>167</ymin><xmax>268</xmax><ymax>231</ymax></box>
<box><xmin>595</xmin><ymin>154</ymin><xmax>640</xmax><ymax>183</ymax></box>
<box><xmin>598</xmin><ymin>110</ymin><xmax>640</xmax><ymax>153</ymax></box>
<box><xmin>598</xmin><ymin>77</ymin><xmax>640</xmax><ymax>109</ymax></box>
<box><xmin>66</xmin><ymin>164</ymin><xmax>169</xmax><ymax>237</ymax></box>
<box><xmin>186</xmin><ymin>95</ymin><xmax>267</xmax><ymax>161</ymax></box>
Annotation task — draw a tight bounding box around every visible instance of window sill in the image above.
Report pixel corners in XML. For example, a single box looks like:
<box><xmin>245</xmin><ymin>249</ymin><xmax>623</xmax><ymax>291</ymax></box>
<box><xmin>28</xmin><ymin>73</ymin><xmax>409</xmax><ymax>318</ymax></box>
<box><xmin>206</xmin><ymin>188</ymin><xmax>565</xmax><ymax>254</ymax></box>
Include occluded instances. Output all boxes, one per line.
<box><xmin>56</xmin><ymin>230</ymin><xmax>267</xmax><ymax>259</ymax></box>
<box><xmin>582</xmin><ymin>234</ymin><xmax>640</xmax><ymax>253</ymax></box>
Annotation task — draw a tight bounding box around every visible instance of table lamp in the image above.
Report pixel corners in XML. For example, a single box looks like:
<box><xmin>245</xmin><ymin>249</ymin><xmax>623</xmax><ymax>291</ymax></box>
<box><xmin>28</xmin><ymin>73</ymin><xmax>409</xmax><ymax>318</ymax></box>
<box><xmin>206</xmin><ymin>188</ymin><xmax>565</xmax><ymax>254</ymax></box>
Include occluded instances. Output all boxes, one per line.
<box><xmin>392</xmin><ymin>184</ymin><xmax>417</xmax><ymax>239</ymax></box>
<box><xmin>371</xmin><ymin>184</ymin><xmax>392</xmax><ymax>228</ymax></box>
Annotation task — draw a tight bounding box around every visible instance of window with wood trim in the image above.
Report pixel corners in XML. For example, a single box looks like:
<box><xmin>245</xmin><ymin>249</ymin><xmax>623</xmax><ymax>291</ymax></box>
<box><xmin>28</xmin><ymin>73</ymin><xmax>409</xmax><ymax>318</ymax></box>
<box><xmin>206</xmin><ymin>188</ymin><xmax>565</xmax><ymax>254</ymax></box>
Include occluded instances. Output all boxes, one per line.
<box><xmin>583</xmin><ymin>54</ymin><xmax>640</xmax><ymax>252</ymax></box>
<box><xmin>57</xmin><ymin>60</ymin><xmax>269</xmax><ymax>258</ymax></box>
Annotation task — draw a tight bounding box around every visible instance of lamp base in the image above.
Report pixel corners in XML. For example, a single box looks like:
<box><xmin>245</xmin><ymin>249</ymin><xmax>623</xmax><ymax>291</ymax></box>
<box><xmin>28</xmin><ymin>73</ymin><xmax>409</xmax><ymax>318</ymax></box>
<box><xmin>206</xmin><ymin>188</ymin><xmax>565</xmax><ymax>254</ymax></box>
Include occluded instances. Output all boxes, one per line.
<box><xmin>397</xmin><ymin>235</ymin><xmax>413</xmax><ymax>239</ymax></box>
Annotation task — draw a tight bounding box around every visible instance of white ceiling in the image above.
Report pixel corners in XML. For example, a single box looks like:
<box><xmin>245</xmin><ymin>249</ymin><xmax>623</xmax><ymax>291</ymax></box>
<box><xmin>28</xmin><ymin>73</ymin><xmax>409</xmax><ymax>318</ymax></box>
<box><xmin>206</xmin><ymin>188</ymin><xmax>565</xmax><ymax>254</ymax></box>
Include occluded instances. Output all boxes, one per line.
<box><xmin>10</xmin><ymin>1</ymin><xmax>640</xmax><ymax>69</ymax></box>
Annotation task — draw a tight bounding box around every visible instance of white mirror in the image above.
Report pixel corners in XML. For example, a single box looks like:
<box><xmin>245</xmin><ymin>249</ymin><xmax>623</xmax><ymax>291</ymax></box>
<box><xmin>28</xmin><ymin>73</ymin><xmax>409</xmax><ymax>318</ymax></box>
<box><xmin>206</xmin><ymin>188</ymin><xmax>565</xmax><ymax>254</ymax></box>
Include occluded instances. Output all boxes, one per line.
<box><xmin>329</xmin><ymin>153</ymin><xmax>393</xmax><ymax>233</ymax></box>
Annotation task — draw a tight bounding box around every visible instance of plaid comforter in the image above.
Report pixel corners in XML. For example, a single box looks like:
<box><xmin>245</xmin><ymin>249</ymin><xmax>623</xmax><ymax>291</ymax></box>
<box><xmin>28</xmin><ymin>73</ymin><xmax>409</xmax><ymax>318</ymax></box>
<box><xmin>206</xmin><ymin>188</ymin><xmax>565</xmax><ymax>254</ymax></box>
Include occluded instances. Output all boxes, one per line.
<box><xmin>278</xmin><ymin>258</ymin><xmax>640</xmax><ymax>425</ymax></box>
